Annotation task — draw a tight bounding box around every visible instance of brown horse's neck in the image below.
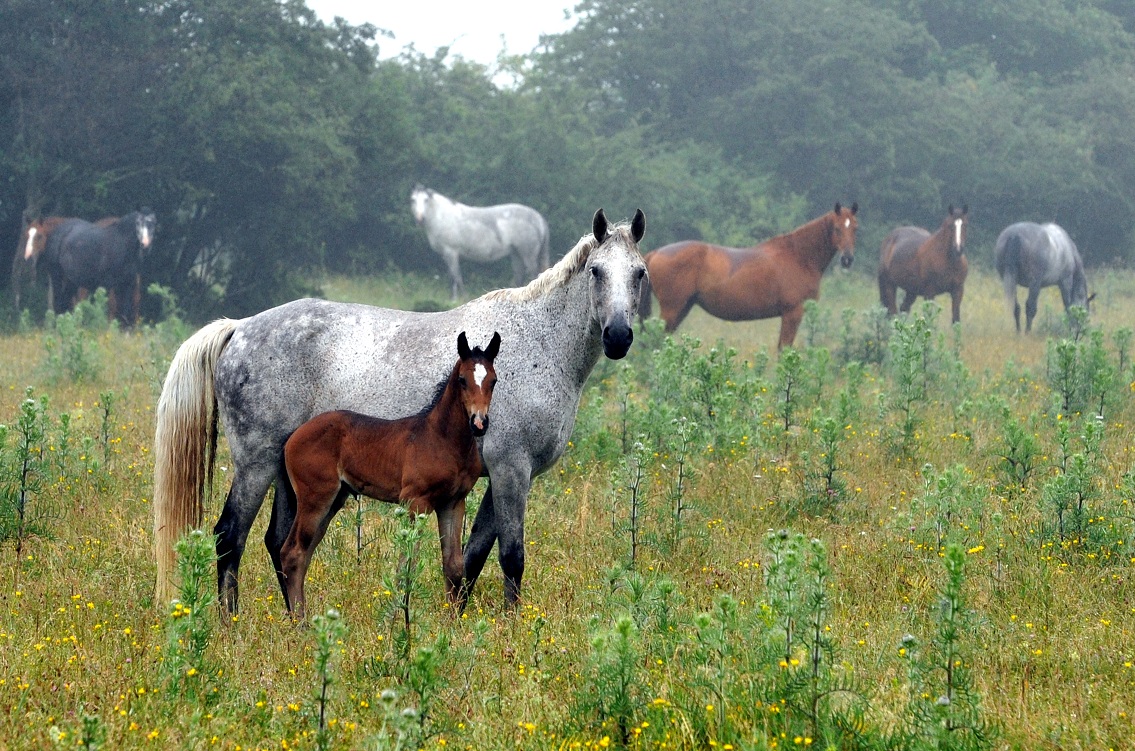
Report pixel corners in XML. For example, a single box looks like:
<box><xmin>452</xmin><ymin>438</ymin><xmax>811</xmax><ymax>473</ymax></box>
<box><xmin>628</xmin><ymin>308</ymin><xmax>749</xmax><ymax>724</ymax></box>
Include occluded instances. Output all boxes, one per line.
<box><xmin>774</xmin><ymin>213</ymin><xmax>837</xmax><ymax>272</ymax></box>
<box><xmin>925</xmin><ymin>221</ymin><xmax>960</xmax><ymax>261</ymax></box>
<box><xmin>423</xmin><ymin>363</ymin><xmax>475</xmax><ymax>446</ymax></box>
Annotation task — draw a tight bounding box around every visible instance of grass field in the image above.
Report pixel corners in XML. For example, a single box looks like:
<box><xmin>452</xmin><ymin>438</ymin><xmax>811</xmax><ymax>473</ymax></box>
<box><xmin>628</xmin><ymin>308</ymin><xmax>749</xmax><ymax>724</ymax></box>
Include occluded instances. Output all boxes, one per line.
<box><xmin>1</xmin><ymin>264</ymin><xmax>1133</xmax><ymax>750</ymax></box>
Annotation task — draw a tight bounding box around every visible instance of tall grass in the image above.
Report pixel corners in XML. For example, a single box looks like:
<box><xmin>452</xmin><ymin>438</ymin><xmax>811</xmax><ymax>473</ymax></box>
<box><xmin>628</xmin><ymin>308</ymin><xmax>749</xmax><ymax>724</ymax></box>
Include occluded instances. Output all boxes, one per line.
<box><xmin>0</xmin><ymin>266</ymin><xmax>1132</xmax><ymax>749</ymax></box>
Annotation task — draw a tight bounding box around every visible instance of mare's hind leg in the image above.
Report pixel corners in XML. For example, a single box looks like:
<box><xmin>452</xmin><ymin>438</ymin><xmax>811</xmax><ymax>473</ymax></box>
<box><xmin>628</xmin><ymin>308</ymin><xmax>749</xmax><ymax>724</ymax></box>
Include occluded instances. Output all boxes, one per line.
<box><xmin>509</xmin><ymin>251</ymin><xmax>526</xmax><ymax>287</ymax></box>
<box><xmin>214</xmin><ymin>466</ymin><xmax>276</xmax><ymax>615</ymax></box>
<box><xmin>1024</xmin><ymin>286</ymin><xmax>1041</xmax><ymax>333</ymax></box>
<box><xmin>899</xmin><ymin>290</ymin><xmax>917</xmax><ymax>314</ymax></box>
<box><xmin>878</xmin><ymin>277</ymin><xmax>897</xmax><ymax>315</ymax></box>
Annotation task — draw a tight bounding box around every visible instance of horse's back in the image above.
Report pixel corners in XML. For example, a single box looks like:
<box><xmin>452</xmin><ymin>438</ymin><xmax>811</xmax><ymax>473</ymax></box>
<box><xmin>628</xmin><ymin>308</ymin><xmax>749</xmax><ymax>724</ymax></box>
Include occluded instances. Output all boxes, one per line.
<box><xmin>879</xmin><ymin>226</ymin><xmax>930</xmax><ymax>269</ymax></box>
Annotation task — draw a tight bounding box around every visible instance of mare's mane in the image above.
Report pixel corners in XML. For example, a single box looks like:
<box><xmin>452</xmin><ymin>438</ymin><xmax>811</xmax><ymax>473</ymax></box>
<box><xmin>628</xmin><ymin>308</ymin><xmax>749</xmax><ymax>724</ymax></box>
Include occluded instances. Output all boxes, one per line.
<box><xmin>760</xmin><ymin>210</ymin><xmax>833</xmax><ymax>248</ymax></box>
<box><xmin>482</xmin><ymin>223</ymin><xmax>634</xmax><ymax>303</ymax></box>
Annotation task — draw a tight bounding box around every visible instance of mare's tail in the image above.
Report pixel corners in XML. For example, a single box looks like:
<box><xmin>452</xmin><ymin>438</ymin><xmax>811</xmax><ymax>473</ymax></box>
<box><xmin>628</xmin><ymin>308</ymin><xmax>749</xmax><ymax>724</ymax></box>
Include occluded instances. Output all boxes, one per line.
<box><xmin>152</xmin><ymin>318</ymin><xmax>238</xmax><ymax>605</ymax></box>
<box><xmin>637</xmin><ymin>251</ymin><xmax>654</xmax><ymax>324</ymax></box>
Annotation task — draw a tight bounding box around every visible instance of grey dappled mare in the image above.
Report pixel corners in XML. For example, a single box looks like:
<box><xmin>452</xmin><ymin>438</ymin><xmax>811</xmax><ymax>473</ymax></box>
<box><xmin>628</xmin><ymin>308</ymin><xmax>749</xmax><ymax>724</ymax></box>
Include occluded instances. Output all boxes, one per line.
<box><xmin>42</xmin><ymin>210</ymin><xmax>157</xmax><ymax>325</ymax></box>
<box><xmin>152</xmin><ymin>209</ymin><xmax>647</xmax><ymax>612</ymax></box>
<box><xmin>994</xmin><ymin>222</ymin><xmax>1090</xmax><ymax>333</ymax></box>
<box><xmin>411</xmin><ymin>185</ymin><xmax>551</xmax><ymax>299</ymax></box>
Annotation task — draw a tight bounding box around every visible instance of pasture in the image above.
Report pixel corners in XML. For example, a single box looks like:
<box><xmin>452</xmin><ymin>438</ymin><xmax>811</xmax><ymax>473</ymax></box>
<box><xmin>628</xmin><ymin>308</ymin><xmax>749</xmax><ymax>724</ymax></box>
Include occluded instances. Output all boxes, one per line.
<box><xmin>0</xmin><ymin>264</ymin><xmax>1133</xmax><ymax>750</ymax></box>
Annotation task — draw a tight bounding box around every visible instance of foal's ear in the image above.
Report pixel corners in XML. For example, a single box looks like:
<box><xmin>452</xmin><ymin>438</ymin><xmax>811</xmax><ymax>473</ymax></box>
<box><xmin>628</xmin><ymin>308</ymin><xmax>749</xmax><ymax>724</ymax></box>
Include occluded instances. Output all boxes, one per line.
<box><xmin>592</xmin><ymin>209</ymin><xmax>608</xmax><ymax>244</ymax></box>
<box><xmin>631</xmin><ymin>209</ymin><xmax>646</xmax><ymax>243</ymax></box>
<box><xmin>485</xmin><ymin>331</ymin><xmax>501</xmax><ymax>360</ymax></box>
<box><xmin>457</xmin><ymin>331</ymin><xmax>472</xmax><ymax>360</ymax></box>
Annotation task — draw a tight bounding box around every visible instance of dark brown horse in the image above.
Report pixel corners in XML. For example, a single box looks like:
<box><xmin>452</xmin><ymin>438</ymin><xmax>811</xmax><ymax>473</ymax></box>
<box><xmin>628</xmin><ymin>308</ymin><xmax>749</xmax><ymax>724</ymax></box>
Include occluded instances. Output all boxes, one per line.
<box><xmin>279</xmin><ymin>331</ymin><xmax>501</xmax><ymax>619</ymax></box>
<box><xmin>639</xmin><ymin>203</ymin><xmax>859</xmax><ymax>349</ymax></box>
<box><xmin>878</xmin><ymin>205</ymin><xmax>969</xmax><ymax>323</ymax></box>
<box><xmin>11</xmin><ymin>216</ymin><xmax>108</xmax><ymax>311</ymax></box>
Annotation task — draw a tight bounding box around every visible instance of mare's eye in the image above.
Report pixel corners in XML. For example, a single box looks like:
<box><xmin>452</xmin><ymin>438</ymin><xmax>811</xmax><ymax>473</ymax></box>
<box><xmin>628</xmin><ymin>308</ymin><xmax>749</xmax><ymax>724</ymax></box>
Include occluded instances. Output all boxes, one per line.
<box><xmin>635</xmin><ymin>267</ymin><xmax>646</xmax><ymax>280</ymax></box>
<box><xmin>591</xmin><ymin>266</ymin><xmax>602</xmax><ymax>280</ymax></box>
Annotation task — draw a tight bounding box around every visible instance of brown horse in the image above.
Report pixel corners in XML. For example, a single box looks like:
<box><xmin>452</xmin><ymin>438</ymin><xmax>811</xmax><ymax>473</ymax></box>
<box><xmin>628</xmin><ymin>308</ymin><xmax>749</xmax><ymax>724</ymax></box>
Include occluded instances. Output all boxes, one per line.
<box><xmin>878</xmin><ymin>205</ymin><xmax>968</xmax><ymax>323</ymax></box>
<box><xmin>279</xmin><ymin>331</ymin><xmax>501</xmax><ymax>619</ymax></box>
<box><xmin>11</xmin><ymin>215</ymin><xmax>116</xmax><ymax>312</ymax></box>
<box><xmin>639</xmin><ymin>203</ymin><xmax>859</xmax><ymax>349</ymax></box>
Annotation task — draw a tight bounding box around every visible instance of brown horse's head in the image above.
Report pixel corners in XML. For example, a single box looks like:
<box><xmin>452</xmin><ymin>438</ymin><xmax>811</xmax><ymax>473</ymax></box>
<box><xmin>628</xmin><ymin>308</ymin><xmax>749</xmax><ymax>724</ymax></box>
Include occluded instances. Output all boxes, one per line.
<box><xmin>830</xmin><ymin>202</ymin><xmax>859</xmax><ymax>269</ymax></box>
<box><xmin>21</xmin><ymin>219</ymin><xmax>49</xmax><ymax>262</ymax></box>
<box><xmin>455</xmin><ymin>330</ymin><xmax>501</xmax><ymax>437</ymax></box>
<box><xmin>944</xmin><ymin>204</ymin><xmax>968</xmax><ymax>259</ymax></box>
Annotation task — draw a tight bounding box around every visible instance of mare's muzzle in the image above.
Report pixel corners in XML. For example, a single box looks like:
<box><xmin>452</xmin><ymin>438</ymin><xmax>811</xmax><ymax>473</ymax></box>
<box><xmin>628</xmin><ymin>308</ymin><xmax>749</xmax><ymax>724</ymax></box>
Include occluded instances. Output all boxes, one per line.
<box><xmin>839</xmin><ymin>250</ymin><xmax>854</xmax><ymax>269</ymax></box>
<box><xmin>603</xmin><ymin>317</ymin><xmax>634</xmax><ymax>359</ymax></box>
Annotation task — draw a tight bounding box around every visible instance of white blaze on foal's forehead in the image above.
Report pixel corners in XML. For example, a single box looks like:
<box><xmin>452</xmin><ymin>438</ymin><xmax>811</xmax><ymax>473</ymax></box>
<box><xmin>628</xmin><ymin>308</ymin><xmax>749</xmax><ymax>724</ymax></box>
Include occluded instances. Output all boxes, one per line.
<box><xmin>473</xmin><ymin>363</ymin><xmax>488</xmax><ymax>387</ymax></box>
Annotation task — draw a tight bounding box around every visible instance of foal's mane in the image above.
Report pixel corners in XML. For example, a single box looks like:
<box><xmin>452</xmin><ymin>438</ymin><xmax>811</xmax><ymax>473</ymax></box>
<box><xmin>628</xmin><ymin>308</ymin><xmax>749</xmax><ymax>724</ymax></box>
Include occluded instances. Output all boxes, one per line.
<box><xmin>481</xmin><ymin>224</ymin><xmax>634</xmax><ymax>303</ymax></box>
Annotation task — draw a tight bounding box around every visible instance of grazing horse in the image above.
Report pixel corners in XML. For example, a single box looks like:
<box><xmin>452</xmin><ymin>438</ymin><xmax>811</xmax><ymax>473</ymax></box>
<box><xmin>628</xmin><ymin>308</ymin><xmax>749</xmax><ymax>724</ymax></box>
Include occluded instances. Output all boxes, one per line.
<box><xmin>994</xmin><ymin>221</ymin><xmax>1091</xmax><ymax>333</ymax></box>
<box><xmin>280</xmin><ymin>331</ymin><xmax>501</xmax><ymax>618</ymax></box>
<box><xmin>411</xmin><ymin>185</ymin><xmax>551</xmax><ymax>299</ymax></box>
<box><xmin>45</xmin><ymin>210</ymin><xmax>156</xmax><ymax>325</ymax></box>
<box><xmin>639</xmin><ymin>203</ymin><xmax>858</xmax><ymax>349</ymax></box>
<box><xmin>153</xmin><ymin>208</ymin><xmax>647</xmax><ymax>612</ymax></box>
<box><xmin>878</xmin><ymin>205</ymin><xmax>969</xmax><ymax>323</ymax></box>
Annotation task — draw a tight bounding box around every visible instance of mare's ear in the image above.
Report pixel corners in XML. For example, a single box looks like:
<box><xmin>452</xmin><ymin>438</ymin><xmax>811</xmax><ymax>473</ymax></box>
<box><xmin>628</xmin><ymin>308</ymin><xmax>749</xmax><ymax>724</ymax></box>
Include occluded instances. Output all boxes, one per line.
<box><xmin>457</xmin><ymin>331</ymin><xmax>471</xmax><ymax>360</ymax></box>
<box><xmin>592</xmin><ymin>209</ymin><xmax>608</xmax><ymax>244</ymax></box>
<box><xmin>485</xmin><ymin>331</ymin><xmax>501</xmax><ymax>360</ymax></box>
<box><xmin>962</xmin><ymin>204</ymin><xmax>968</xmax><ymax>215</ymax></box>
<box><xmin>850</xmin><ymin>201</ymin><xmax>858</xmax><ymax>215</ymax></box>
<box><xmin>631</xmin><ymin>209</ymin><xmax>646</xmax><ymax>243</ymax></box>
<box><xmin>834</xmin><ymin>202</ymin><xmax>841</xmax><ymax>215</ymax></box>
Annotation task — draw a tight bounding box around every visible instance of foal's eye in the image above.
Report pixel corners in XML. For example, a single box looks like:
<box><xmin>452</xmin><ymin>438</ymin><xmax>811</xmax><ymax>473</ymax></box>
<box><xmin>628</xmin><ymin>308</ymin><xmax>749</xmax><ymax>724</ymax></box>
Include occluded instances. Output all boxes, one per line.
<box><xmin>458</xmin><ymin>376</ymin><xmax>467</xmax><ymax>387</ymax></box>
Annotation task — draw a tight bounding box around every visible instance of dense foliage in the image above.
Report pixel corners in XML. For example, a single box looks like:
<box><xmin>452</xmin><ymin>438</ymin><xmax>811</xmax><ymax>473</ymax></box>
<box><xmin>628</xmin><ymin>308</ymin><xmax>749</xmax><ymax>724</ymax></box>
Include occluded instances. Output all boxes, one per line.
<box><xmin>2</xmin><ymin>0</ymin><xmax>1134</xmax><ymax>320</ymax></box>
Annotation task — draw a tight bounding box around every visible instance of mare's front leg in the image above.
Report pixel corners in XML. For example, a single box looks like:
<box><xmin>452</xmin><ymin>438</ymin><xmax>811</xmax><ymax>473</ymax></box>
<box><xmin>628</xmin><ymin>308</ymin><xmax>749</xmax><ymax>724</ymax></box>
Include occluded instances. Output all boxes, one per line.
<box><xmin>442</xmin><ymin>249</ymin><xmax>464</xmax><ymax>300</ymax></box>
<box><xmin>214</xmin><ymin>466</ymin><xmax>276</xmax><ymax>615</ymax></box>
<box><xmin>950</xmin><ymin>286</ymin><xmax>964</xmax><ymax>324</ymax></box>
<box><xmin>778</xmin><ymin>304</ymin><xmax>805</xmax><ymax>350</ymax></box>
<box><xmin>462</xmin><ymin>483</ymin><xmax>498</xmax><ymax>601</ymax></box>
<box><xmin>899</xmin><ymin>290</ymin><xmax>917</xmax><ymax>314</ymax></box>
<box><xmin>488</xmin><ymin>461</ymin><xmax>532</xmax><ymax>606</ymax></box>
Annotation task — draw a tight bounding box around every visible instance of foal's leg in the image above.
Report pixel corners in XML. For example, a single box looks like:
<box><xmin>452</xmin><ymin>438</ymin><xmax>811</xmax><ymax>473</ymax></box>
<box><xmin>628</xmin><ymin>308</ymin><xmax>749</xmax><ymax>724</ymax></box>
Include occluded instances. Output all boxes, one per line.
<box><xmin>434</xmin><ymin>496</ymin><xmax>468</xmax><ymax>608</ymax></box>
<box><xmin>279</xmin><ymin>480</ymin><xmax>347</xmax><ymax>621</ymax></box>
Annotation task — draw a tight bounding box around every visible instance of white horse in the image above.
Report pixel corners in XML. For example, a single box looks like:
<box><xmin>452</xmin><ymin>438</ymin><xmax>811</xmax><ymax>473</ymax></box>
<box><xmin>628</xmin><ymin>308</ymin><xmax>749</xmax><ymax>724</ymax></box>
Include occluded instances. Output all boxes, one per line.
<box><xmin>153</xmin><ymin>209</ymin><xmax>647</xmax><ymax>612</ymax></box>
<box><xmin>411</xmin><ymin>185</ymin><xmax>550</xmax><ymax>299</ymax></box>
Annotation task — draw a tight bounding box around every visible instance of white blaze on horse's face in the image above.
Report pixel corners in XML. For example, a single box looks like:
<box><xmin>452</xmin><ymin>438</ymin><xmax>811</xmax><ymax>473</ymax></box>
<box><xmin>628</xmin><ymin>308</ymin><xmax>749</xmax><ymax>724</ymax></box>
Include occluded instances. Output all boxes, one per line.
<box><xmin>24</xmin><ymin>227</ymin><xmax>37</xmax><ymax>260</ymax></box>
<box><xmin>473</xmin><ymin>363</ymin><xmax>487</xmax><ymax>387</ymax></box>
<box><xmin>954</xmin><ymin>219</ymin><xmax>963</xmax><ymax>251</ymax></box>
<box><xmin>411</xmin><ymin>189</ymin><xmax>429</xmax><ymax>224</ymax></box>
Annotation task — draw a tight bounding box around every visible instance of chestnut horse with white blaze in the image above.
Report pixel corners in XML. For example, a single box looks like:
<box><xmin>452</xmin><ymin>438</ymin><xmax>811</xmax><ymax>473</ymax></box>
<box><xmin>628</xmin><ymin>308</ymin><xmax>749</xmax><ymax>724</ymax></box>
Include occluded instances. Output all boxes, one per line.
<box><xmin>639</xmin><ymin>203</ymin><xmax>859</xmax><ymax>350</ymax></box>
<box><xmin>878</xmin><ymin>205</ymin><xmax>969</xmax><ymax>323</ymax></box>
<box><xmin>280</xmin><ymin>331</ymin><xmax>500</xmax><ymax>618</ymax></box>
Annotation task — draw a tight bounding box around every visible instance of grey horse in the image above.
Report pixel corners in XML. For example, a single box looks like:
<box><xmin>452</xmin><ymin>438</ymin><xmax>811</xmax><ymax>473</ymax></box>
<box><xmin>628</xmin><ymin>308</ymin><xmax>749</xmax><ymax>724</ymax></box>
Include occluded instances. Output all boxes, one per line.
<box><xmin>411</xmin><ymin>185</ymin><xmax>551</xmax><ymax>299</ymax></box>
<box><xmin>153</xmin><ymin>209</ymin><xmax>647</xmax><ymax>613</ymax></box>
<box><xmin>994</xmin><ymin>221</ymin><xmax>1091</xmax><ymax>333</ymax></box>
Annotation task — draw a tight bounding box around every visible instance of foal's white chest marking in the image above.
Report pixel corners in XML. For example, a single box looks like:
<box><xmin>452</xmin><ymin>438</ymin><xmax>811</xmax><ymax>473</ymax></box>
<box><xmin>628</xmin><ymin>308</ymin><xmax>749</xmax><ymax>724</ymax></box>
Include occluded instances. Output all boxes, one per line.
<box><xmin>473</xmin><ymin>363</ymin><xmax>487</xmax><ymax>387</ymax></box>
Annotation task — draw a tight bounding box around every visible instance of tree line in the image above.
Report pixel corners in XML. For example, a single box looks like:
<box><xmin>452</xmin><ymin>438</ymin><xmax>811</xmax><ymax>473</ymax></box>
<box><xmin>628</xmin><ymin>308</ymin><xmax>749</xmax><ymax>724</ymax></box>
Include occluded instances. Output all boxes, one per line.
<box><xmin>2</xmin><ymin>0</ymin><xmax>1133</xmax><ymax>322</ymax></box>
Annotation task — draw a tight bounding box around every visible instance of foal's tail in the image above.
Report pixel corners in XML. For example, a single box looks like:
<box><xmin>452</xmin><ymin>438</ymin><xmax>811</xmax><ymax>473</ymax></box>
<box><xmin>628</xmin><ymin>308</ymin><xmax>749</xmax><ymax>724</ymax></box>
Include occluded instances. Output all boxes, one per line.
<box><xmin>637</xmin><ymin>251</ymin><xmax>655</xmax><ymax>324</ymax></box>
<box><xmin>152</xmin><ymin>318</ymin><xmax>238</xmax><ymax>605</ymax></box>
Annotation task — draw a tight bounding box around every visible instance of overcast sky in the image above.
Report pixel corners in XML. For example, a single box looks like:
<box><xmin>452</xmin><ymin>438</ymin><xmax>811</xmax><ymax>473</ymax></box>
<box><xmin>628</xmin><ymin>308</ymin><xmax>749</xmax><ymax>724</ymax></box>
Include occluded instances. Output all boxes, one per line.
<box><xmin>305</xmin><ymin>0</ymin><xmax>579</xmax><ymax>66</ymax></box>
